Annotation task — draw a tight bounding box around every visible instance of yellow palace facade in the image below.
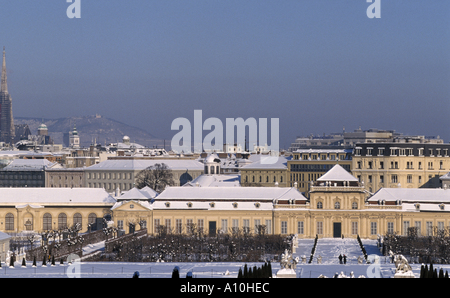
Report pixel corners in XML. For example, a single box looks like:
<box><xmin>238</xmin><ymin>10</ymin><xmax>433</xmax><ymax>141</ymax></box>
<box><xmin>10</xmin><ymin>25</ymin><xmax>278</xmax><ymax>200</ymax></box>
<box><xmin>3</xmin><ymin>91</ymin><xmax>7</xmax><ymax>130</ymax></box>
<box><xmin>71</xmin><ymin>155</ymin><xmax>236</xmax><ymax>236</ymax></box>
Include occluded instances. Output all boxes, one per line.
<box><xmin>112</xmin><ymin>162</ymin><xmax>450</xmax><ymax>239</ymax></box>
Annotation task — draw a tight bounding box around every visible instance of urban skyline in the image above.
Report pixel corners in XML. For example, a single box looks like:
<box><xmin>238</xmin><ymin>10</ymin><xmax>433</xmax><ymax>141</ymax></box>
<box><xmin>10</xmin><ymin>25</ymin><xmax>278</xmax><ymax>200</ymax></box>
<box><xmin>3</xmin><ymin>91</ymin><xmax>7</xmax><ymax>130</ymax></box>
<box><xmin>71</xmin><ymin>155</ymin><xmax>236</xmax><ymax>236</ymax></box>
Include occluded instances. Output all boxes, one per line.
<box><xmin>0</xmin><ymin>0</ymin><xmax>448</xmax><ymax>149</ymax></box>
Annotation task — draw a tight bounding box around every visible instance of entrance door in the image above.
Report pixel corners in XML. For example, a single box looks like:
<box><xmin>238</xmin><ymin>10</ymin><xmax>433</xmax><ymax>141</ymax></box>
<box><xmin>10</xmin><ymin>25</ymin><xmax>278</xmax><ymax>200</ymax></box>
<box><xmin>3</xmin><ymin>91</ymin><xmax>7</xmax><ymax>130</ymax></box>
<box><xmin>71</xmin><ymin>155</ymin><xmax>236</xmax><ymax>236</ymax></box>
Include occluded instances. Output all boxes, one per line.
<box><xmin>129</xmin><ymin>223</ymin><xmax>135</xmax><ymax>234</ymax></box>
<box><xmin>333</xmin><ymin>222</ymin><xmax>342</xmax><ymax>238</ymax></box>
<box><xmin>209</xmin><ymin>221</ymin><xmax>216</xmax><ymax>237</ymax></box>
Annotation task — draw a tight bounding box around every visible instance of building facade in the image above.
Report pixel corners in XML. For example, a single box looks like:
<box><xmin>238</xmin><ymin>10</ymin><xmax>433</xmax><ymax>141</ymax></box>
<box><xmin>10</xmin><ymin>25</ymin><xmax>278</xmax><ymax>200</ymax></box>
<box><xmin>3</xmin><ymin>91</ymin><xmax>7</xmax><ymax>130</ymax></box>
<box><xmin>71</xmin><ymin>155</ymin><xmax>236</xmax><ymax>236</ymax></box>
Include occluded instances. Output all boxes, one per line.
<box><xmin>0</xmin><ymin>188</ymin><xmax>115</xmax><ymax>234</ymax></box>
<box><xmin>351</xmin><ymin>142</ymin><xmax>450</xmax><ymax>194</ymax></box>
<box><xmin>288</xmin><ymin>148</ymin><xmax>353</xmax><ymax>195</ymax></box>
<box><xmin>84</xmin><ymin>157</ymin><xmax>204</xmax><ymax>193</ymax></box>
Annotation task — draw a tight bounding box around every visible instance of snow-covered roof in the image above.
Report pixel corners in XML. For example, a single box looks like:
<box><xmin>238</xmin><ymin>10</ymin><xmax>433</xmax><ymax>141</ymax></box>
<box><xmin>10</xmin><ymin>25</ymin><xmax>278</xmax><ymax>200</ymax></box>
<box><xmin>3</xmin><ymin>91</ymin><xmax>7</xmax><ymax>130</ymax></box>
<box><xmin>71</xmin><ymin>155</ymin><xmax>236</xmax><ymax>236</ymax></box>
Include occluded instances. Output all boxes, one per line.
<box><xmin>369</xmin><ymin>188</ymin><xmax>450</xmax><ymax>204</ymax></box>
<box><xmin>0</xmin><ymin>231</ymin><xmax>11</xmax><ymax>241</ymax></box>
<box><xmin>317</xmin><ymin>164</ymin><xmax>358</xmax><ymax>182</ymax></box>
<box><xmin>85</xmin><ymin>159</ymin><xmax>204</xmax><ymax>171</ymax></box>
<box><xmin>151</xmin><ymin>200</ymin><xmax>273</xmax><ymax>211</ymax></box>
<box><xmin>440</xmin><ymin>172</ymin><xmax>450</xmax><ymax>181</ymax></box>
<box><xmin>183</xmin><ymin>174</ymin><xmax>240</xmax><ymax>187</ymax></box>
<box><xmin>117</xmin><ymin>187</ymin><xmax>158</xmax><ymax>201</ymax></box>
<box><xmin>0</xmin><ymin>188</ymin><xmax>116</xmax><ymax>206</ymax></box>
<box><xmin>240</xmin><ymin>155</ymin><xmax>290</xmax><ymax>170</ymax></box>
<box><xmin>2</xmin><ymin>159</ymin><xmax>59</xmax><ymax>171</ymax></box>
<box><xmin>156</xmin><ymin>186</ymin><xmax>306</xmax><ymax>202</ymax></box>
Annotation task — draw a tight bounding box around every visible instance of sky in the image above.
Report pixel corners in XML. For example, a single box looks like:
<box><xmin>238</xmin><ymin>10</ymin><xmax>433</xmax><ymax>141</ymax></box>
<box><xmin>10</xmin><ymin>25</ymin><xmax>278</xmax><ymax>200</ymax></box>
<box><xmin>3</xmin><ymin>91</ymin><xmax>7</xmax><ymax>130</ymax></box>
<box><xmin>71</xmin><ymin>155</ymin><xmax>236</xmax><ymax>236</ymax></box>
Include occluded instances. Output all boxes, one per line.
<box><xmin>0</xmin><ymin>0</ymin><xmax>449</xmax><ymax>149</ymax></box>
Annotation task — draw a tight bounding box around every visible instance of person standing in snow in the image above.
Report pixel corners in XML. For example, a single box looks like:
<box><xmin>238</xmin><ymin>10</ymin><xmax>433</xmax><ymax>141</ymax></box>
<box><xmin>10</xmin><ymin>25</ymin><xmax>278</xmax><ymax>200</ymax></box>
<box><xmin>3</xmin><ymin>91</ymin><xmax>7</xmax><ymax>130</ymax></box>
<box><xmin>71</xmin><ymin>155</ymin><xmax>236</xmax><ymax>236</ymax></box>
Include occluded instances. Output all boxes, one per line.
<box><xmin>338</xmin><ymin>254</ymin><xmax>343</xmax><ymax>264</ymax></box>
<box><xmin>343</xmin><ymin>255</ymin><xmax>347</xmax><ymax>264</ymax></box>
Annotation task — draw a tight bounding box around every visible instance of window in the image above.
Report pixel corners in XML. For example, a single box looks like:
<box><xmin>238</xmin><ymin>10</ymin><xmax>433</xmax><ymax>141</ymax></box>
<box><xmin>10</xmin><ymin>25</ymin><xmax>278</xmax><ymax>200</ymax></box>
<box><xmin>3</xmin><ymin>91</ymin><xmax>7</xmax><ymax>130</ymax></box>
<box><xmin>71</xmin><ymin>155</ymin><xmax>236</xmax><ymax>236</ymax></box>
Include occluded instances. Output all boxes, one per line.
<box><xmin>118</xmin><ymin>220</ymin><xmax>124</xmax><ymax>230</ymax></box>
<box><xmin>391</xmin><ymin>175</ymin><xmax>398</xmax><ymax>184</ymax></box>
<box><xmin>438</xmin><ymin>222</ymin><xmax>445</xmax><ymax>232</ymax></box>
<box><xmin>407</xmin><ymin>175</ymin><xmax>412</xmax><ymax>184</ymax></box>
<box><xmin>221</xmin><ymin>219</ymin><xmax>228</xmax><ymax>233</ymax></box>
<box><xmin>387</xmin><ymin>222</ymin><xmax>394</xmax><ymax>234</ymax></box>
<box><xmin>379</xmin><ymin>161</ymin><xmax>384</xmax><ymax>169</ymax></box>
<box><xmin>265</xmin><ymin>220</ymin><xmax>272</xmax><ymax>234</ymax></box>
<box><xmin>352</xmin><ymin>202</ymin><xmax>358</xmax><ymax>209</ymax></box>
<box><xmin>317</xmin><ymin>221</ymin><xmax>323</xmax><ymax>235</ymax></box>
<box><xmin>426</xmin><ymin>221</ymin><xmax>433</xmax><ymax>236</ymax></box>
<box><xmin>43</xmin><ymin>213</ymin><xmax>52</xmax><ymax>231</ymax></box>
<box><xmin>176</xmin><ymin>219</ymin><xmax>183</xmax><ymax>234</ymax></box>
<box><xmin>334</xmin><ymin>202</ymin><xmax>341</xmax><ymax>209</ymax></box>
<box><xmin>281</xmin><ymin>221</ymin><xmax>288</xmax><ymax>234</ymax></box>
<box><xmin>317</xmin><ymin>202</ymin><xmax>323</xmax><ymax>209</ymax></box>
<box><xmin>243</xmin><ymin>219</ymin><xmax>250</xmax><ymax>233</ymax></box>
<box><xmin>380</xmin><ymin>175</ymin><xmax>384</xmax><ymax>183</ymax></box>
<box><xmin>368</xmin><ymin>161</ymin><xmax>373</xmax><ymax>169</ymax></box>
<box><xmin>186</xmin><ymin>219</ymin><xmax>193</xmax><ymax>234</ymax></box>
<box><xmin>232</xmin><ymin>219</ymin><xmax>239</xmax><ymax>233</ymax></box>
<box><xmin>165</xmin><ymin>219</ymin><xmax>171</xmax><ymax>233</ymax></box>
<box><xmin>403</xmin><ymin>221</ymin><xmax>410</xmax><ymax>236</ymax></box>
<box><xmin>351</xmin><ymin>222</ymin><xmax>358</xmax><ymax>235</ymax></box>
<box><xmin>73</xmin><ymin>213</ymin><xmax>82</xmax><ymax>230</ymax></box>
<box><xmin>197</xmin><ymin>219</ymin><xmax>204</xmax><ymax>232</ymax></box>
<box><xmin>297</xmin><ymin>221</ymin><xmax>304</xmax><ymax>234</ymax></box>
<box><xmin>415</xmin><ymin>221</ymin><xmax>422</xmax><ymax>236</ymax></box>
<box><xmin>5</xmin><ymin>213</ymin><xmax>14</xmax><ymax>231</ymax></box>
<box><xmin>58</xmin><ymin>213</ymin><xmax>67</xmax><ymax>230</ymax></box>
<box><xmin>370</xmin><ymin>222</ymin><xmax>377</xmax><ymax>235</ymax></box>
<box><xmin>153</xmin><ymin>219</ymin><xmax>160</xmax><ymax>233</ymax></box>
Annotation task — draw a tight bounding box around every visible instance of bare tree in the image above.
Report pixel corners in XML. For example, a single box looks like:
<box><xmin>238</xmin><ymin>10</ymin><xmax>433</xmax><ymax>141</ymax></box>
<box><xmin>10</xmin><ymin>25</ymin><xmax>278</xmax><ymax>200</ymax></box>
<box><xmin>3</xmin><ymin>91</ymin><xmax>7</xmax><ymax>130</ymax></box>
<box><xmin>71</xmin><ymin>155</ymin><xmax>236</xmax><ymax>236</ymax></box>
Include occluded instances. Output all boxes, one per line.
<box><xmin>135</xmin><ymin>163</ymin><xmax>175</xmax><ymax>192</ymax></box>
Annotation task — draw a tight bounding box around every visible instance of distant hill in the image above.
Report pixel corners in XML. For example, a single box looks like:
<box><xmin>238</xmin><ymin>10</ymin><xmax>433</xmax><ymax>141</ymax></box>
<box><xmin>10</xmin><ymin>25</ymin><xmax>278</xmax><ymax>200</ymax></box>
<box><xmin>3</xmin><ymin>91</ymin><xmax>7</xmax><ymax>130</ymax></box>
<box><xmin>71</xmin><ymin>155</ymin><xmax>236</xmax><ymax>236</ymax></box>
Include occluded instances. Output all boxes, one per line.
<box><xmin>14</xmin><ymin>115</ymin><xmax>166</xmax><ymax>148</ymax></box>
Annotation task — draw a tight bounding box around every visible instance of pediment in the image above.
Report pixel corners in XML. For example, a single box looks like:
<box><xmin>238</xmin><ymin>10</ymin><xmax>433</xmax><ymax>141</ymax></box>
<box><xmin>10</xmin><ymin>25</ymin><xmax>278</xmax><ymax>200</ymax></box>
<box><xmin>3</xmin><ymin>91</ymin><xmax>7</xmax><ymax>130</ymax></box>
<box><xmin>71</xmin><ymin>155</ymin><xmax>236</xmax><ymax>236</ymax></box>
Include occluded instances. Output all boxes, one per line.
<box><xmin>114</xmin><ymin>200</ymin><xmax>151</xmax><ymax>211</ymax></box>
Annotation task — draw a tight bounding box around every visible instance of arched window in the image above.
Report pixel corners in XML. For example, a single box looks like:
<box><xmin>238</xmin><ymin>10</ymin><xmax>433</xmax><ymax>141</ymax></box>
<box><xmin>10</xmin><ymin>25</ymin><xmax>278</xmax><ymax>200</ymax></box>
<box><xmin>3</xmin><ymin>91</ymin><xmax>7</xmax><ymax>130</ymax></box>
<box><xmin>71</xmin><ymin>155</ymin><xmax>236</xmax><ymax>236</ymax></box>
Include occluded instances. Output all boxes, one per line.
<box><xmin>317</xmin><ymin>202</ymin><xmax>323</xmax><ymax>209</ymax></box>
<box><xmin>73</xmin><ymin>213</ymin><xmax>82</xmax><ymax>229</ymax></box>
<box><xmin>280</xmin><ymin>176</ymin><xmax>283</xmax><ymax>183</ymax></box>
<box><xmin>334</xmin><ymin>202</ymin><xmax>341</xmax><ymax>209</ymax></box>
<box><xmin>5</xmin><ymin>213</ymin><xmax>14</xmax><ymax>231</ymax></box>
<box><xmin>210</xmin><ymin>166</ymin><xmax>215</xmax><ymax>175</ymax></box>
<box><xmin>88</xmin><ymin>213</ymin><xmax>97</xmax><ymax>231</ymax></box>
<box><xmin>204</xmin><ymin>166</ymin><xmax>208</xmax><ymax>175</ymax></box>
<box><xmin>43</xmin><ymin>213</ymin><xmax>52</xmax><ymax>231</ymax></box>
<box><xmin>58</xmin><ymin>213</ymin><xmax>67</xmax><ymax>229</ymax></box>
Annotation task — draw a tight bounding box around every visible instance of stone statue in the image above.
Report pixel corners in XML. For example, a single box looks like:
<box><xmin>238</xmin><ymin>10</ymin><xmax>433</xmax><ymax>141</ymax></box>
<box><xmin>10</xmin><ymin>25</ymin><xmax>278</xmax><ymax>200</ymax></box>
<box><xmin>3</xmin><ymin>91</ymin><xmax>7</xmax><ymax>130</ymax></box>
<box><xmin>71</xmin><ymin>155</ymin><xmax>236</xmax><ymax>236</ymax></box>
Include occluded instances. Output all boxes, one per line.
<box><xmin>280</xmin><ymin>249</ymin><xmax>299</xmax><ymax>269</ymax></box>
<box><xmin>389</xmin><ymin>250</ymin><xmax>414</xmax><ymax>278</ymax></box>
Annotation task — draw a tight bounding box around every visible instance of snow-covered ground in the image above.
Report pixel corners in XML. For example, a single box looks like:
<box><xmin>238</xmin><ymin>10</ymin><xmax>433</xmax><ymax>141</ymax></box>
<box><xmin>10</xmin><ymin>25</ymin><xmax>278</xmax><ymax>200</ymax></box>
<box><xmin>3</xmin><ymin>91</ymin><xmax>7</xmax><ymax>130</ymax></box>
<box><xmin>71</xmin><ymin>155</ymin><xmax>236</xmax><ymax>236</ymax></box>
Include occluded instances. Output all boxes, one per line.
<box><xmin>2</xmin><ymin>238</ymin><xmax>449</xmax><ymax>278</ymax></box>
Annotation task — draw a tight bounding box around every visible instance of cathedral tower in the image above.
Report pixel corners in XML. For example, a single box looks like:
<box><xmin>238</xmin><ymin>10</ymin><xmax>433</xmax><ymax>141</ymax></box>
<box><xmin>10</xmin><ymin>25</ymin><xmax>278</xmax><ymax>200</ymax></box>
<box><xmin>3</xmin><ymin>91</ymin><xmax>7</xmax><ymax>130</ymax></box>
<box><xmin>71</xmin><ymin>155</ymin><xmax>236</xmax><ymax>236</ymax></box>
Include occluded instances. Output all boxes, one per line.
<box><xmin>0</xmin><ymin>47</ymin><xmax>15</xmax><ymax>144</ymax></box>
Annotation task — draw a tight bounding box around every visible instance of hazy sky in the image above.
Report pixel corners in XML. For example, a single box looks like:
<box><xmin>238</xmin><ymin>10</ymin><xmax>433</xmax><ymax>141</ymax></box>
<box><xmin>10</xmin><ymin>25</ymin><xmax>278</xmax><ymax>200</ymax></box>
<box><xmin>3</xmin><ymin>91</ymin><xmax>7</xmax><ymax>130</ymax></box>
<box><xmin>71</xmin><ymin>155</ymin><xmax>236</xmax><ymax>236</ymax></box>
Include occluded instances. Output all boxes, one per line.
<box><xmin>1</xmin><ymin>0</ymin><xmax>449</xmax><ymax>148</ymax></box>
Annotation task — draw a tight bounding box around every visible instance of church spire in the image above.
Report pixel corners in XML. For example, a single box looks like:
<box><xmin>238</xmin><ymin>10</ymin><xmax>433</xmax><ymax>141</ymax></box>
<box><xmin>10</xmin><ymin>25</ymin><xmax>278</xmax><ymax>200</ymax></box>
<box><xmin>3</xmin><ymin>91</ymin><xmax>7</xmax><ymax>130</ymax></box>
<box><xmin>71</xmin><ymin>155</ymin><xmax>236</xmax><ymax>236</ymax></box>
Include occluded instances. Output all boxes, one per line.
<box><xmin>1</xmin><ymin>46</ymin><xmax>7</xmax><ymax>94</ymax></box>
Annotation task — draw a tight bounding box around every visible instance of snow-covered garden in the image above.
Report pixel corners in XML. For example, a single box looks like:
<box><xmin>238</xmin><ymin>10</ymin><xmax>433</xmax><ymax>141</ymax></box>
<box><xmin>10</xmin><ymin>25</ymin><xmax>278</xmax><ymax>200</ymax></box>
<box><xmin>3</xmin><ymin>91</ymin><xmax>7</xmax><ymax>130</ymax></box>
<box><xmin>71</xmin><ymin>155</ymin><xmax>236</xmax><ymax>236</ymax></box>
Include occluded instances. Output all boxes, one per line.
<box><xmin>1</xmin><ymin>237</ymin><xmax>449</xmax><ymax>278</ymax></box>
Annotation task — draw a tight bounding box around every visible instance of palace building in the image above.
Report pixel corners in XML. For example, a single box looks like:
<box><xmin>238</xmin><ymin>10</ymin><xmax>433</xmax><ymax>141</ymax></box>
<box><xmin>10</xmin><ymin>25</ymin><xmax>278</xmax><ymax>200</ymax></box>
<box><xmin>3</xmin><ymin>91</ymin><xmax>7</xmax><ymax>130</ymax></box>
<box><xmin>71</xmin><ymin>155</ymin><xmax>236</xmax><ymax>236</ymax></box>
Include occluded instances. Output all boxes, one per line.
<box><xmin>1</xmin><ymin>155</ymin><xmax>450</xmax><ymax>241</ymax></box>
<box><xmin>113</xmin><ymin>159</ymin><xmax>450</xmax><ymax>240</ymax></box>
